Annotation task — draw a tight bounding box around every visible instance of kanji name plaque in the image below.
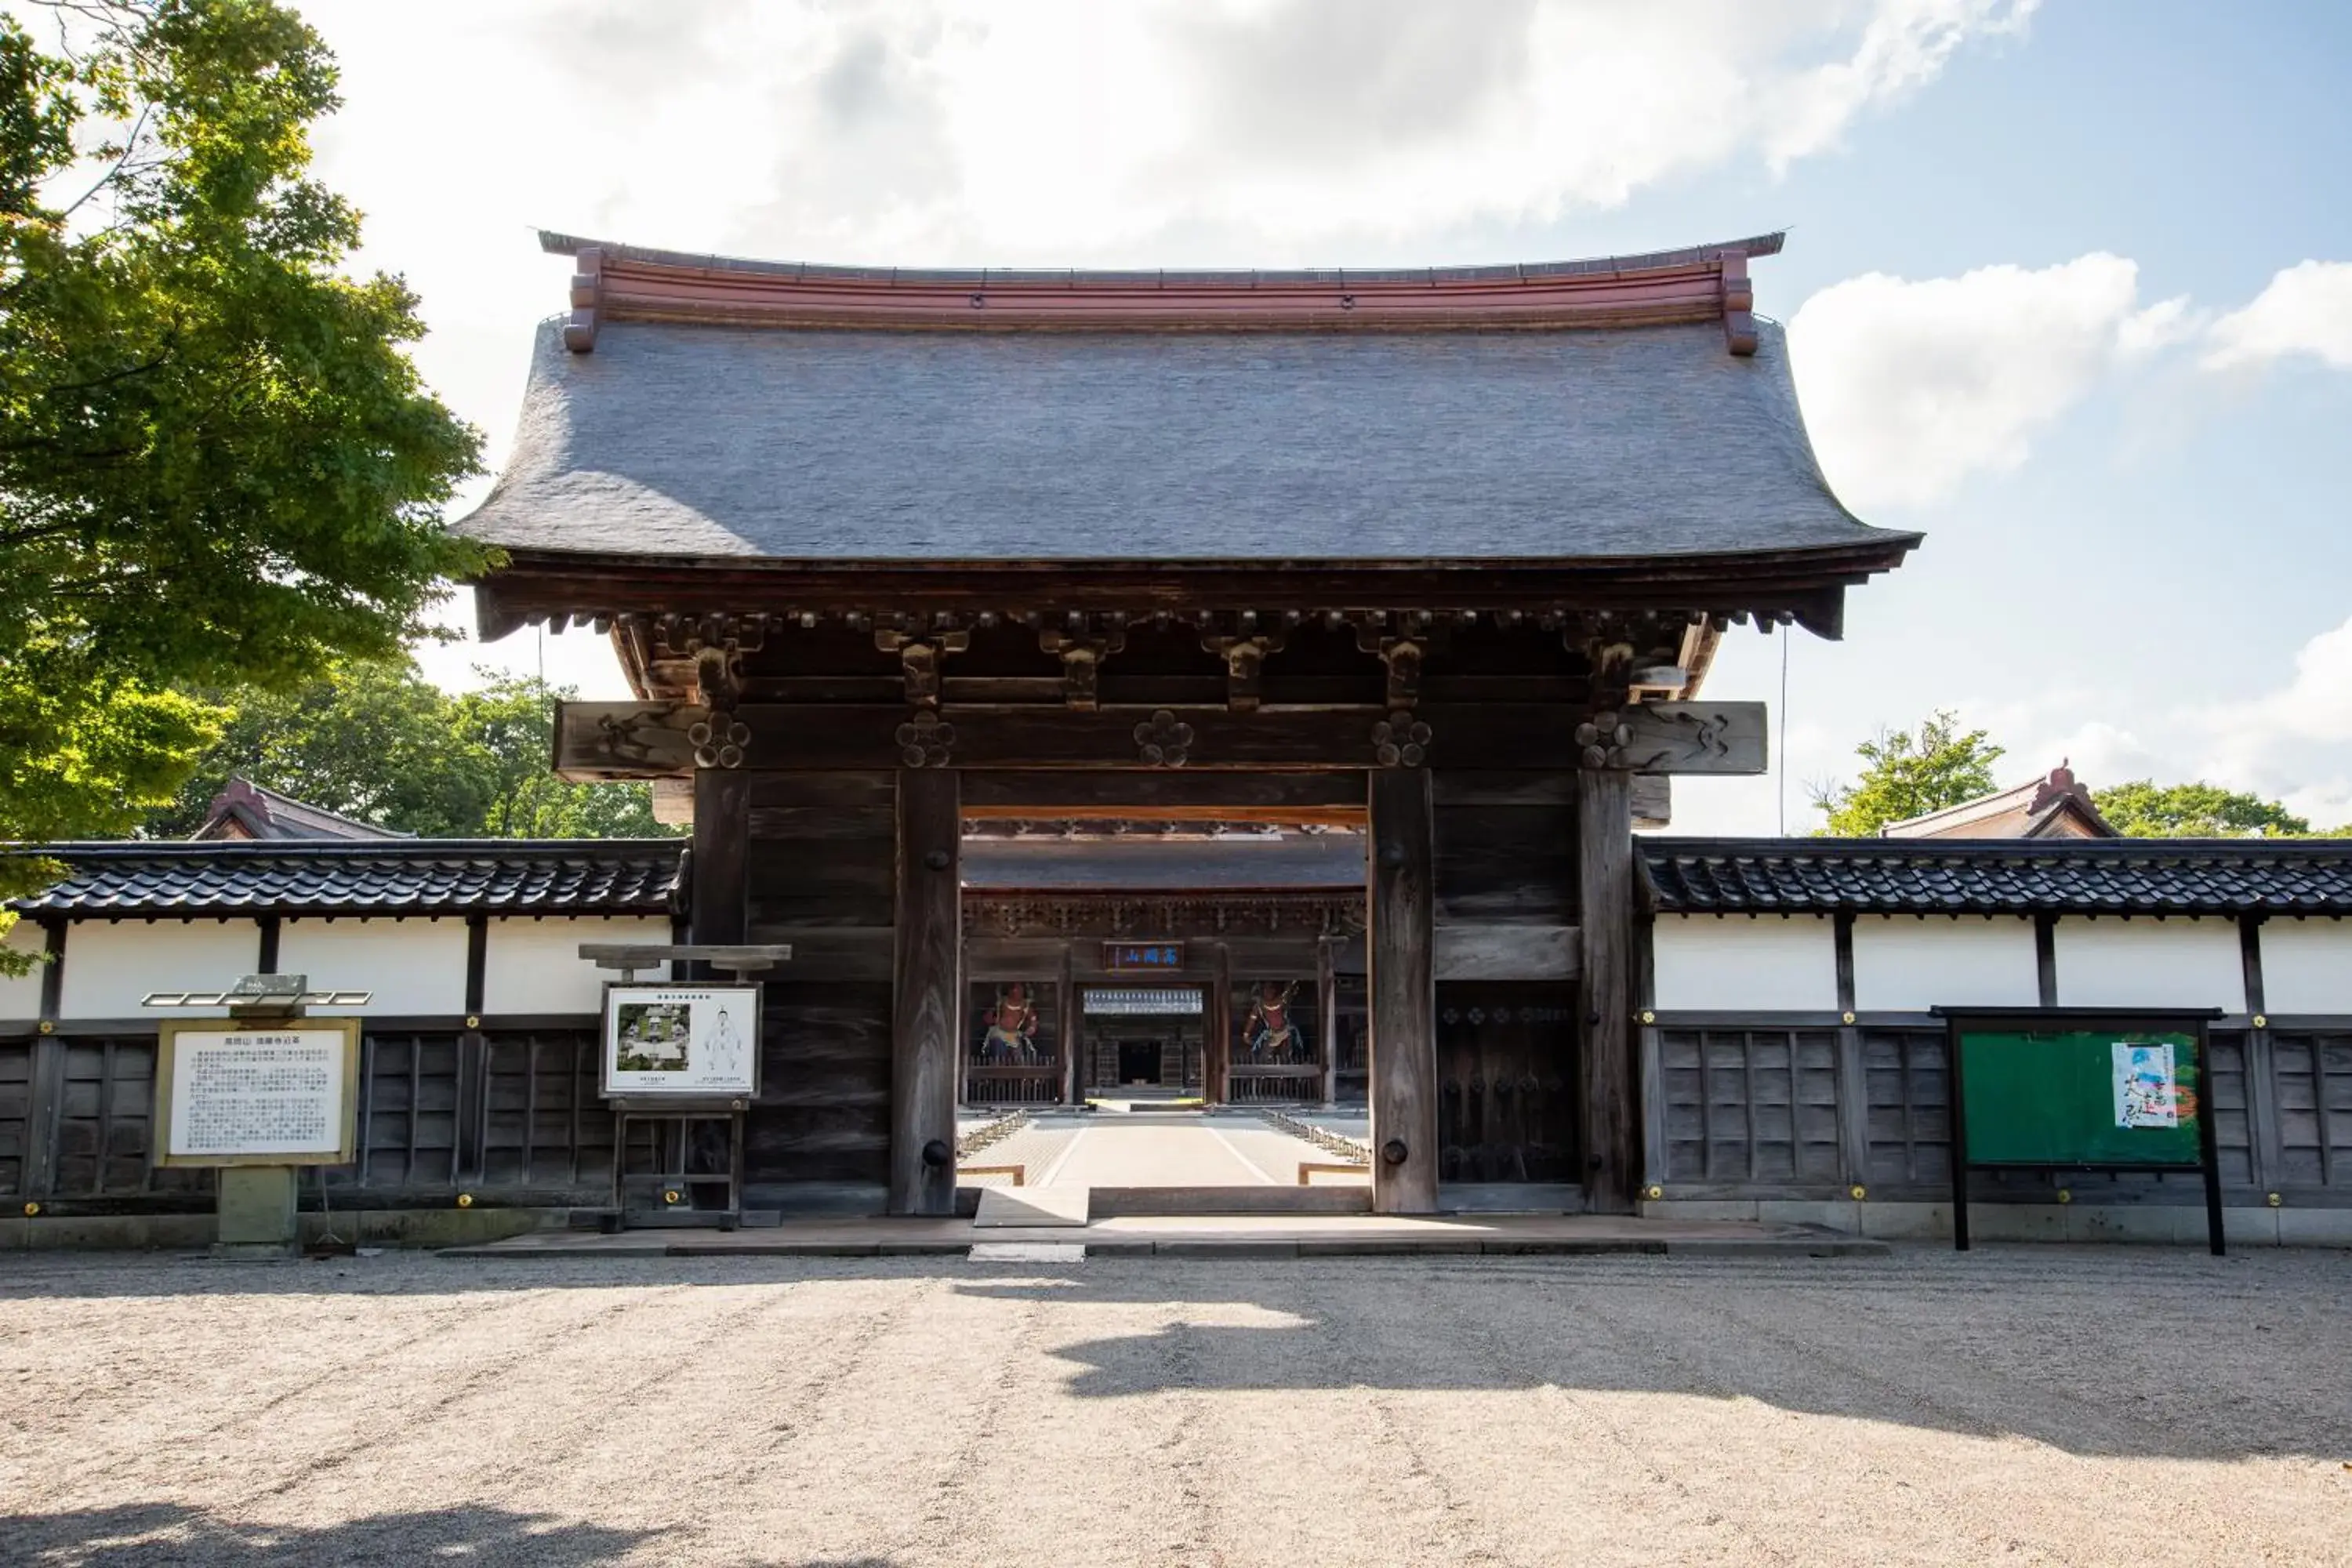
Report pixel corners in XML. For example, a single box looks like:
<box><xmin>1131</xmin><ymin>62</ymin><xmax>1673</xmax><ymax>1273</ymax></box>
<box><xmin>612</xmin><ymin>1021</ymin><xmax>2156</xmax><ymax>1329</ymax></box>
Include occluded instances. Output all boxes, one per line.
<box><xmin>154</xmin><ymin>1019</ymin><xmax>361</xmax><ymax>1167</ymax></box>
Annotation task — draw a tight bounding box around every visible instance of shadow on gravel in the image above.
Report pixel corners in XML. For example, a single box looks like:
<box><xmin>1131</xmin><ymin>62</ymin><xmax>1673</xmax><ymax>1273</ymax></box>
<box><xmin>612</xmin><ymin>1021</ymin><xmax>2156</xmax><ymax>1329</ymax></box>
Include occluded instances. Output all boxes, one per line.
<box><xmin>953</xmin><ymin>1261</ymin><xmax>2352</xmax><ymax>1465</ymax></box>
<box><xmin>0</xmin><ymin>1503</ymin><xmax>666</xmax><ymax>1565</ymax></box>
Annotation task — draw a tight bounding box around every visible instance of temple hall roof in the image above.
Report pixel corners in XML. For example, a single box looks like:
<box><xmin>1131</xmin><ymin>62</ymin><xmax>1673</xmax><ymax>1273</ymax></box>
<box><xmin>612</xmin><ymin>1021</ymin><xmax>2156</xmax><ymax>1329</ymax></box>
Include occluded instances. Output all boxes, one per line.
<box><xmin>456</xmin><ymin>232</ymin><xmax>1916</xmax><ymax>575</ymax></box>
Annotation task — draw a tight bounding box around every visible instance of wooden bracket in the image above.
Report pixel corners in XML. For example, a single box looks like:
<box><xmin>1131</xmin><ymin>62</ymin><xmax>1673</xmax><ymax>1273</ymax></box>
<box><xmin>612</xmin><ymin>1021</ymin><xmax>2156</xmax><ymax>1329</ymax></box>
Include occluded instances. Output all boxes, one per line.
<box><xmin>564</xmin><ymin>245</ymin><xmax>603</xmax><ymax>353</ymax></box>
<box><xmin>1202</xmin><ymin>630</ymin><xmax>1285</xmax><ymax>712</ymax></box>
<box><xmin>1039</xmin><ymin>623</ymin><xmax>1126</xmax><ymax>711</ymax></box>
<box><xmin>876</xmin><ymin>629</ymin><xmax>970</xmax><ymax>709</ymax></box>
<box><xmin>1352</xmin><ymin>618</ymin><xmax>1433</xmax><ymax>709</ymax></box>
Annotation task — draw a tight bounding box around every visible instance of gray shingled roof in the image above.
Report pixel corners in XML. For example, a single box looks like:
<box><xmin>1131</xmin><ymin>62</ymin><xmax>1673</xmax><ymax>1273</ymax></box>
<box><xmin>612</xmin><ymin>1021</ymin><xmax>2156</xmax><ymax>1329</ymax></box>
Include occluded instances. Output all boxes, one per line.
<box><xmin>459</xmin><ymin>316</ymin><xmax>1911</xmax><ymax>564</ymax></box>
<box><xmin>1644</xmin><ymin>839</ymin><xmax>2352</xmax><ymax>916</ymax></box>
<box><xmin>5</xmin><ymin>842</ymin><xmax>684</xmax><ymax>917</ymax></box>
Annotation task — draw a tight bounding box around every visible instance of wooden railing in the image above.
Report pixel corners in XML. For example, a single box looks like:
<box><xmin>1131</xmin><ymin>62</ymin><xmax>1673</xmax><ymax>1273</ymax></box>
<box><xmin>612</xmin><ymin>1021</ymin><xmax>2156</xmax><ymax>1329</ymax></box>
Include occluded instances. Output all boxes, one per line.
<box><xmin>964</xmin><ymin>1064</ymin><xmax>1062</xmax><ymax>1106</ymax></box>
<box><xmin>1226</xmin><ymin>1063</ymin><xmax>1324</xmax><ymax>1104</ymax></box>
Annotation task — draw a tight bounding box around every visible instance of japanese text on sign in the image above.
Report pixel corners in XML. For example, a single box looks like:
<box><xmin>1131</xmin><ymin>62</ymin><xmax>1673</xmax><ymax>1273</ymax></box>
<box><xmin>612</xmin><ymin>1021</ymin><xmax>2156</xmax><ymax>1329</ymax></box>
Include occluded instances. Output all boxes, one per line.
<box><xmin>167</xmin><ymin>1030</ymin><xmax>350</xmax><ymax>1159</ymax></box>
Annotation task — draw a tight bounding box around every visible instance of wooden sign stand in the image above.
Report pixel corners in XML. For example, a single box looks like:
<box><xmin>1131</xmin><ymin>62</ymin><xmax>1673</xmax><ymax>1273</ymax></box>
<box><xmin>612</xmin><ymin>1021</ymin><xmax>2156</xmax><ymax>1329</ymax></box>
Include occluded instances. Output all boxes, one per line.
<box><xmin>580</xmin><ymin>943</ymin><xmax>789</xmax><ymax>1232</ymax></box>
<box><xmin>1940</xmin><ymin>1007</ymin><xmax>2226</xmax><ymax>1256</ymax></box>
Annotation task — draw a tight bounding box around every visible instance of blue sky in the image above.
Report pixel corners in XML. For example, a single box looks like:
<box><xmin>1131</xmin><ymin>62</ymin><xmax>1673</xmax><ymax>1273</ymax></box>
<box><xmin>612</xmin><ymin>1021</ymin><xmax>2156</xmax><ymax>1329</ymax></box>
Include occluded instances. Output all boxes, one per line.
<box><xmin>286</xmin><ymin>1</ymin><xmax>2352</xmax><ymax>832</ymax></box>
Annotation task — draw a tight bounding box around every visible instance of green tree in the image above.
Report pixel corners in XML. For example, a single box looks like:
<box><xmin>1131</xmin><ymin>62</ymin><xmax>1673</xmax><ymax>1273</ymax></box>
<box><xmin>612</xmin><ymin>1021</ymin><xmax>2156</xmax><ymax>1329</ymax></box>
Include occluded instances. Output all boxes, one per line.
<box><xmin>1809</xmin><ymin>710</ymin><xmax>2005</xmax><ymax>837</ymax></box>
<box><xmin>1</xmin><ymin>2</ymin><xmax>486</xmax><ymax>960</ymax></box>
<box><xmin>140</xmin><ymin>659</ymin><xmax>681</xmax><ymax>840</ymax></box>
<box><xmin>2092</xmin><ymin>781</ymin><xmax>2311</xmax><ymax>838</ymax></box>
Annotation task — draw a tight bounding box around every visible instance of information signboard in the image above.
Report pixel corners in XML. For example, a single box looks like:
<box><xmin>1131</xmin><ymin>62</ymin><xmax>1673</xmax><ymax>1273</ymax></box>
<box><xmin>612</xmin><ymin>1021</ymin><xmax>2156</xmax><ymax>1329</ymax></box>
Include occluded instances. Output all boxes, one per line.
<box><xmin>601</xmin><ymin>983</ymin><xmax>761</xmax><ymax>1098</ymax></box>
<box><xmin>1939</xmin><ymin>1007</ymin><xmax>2223</xmax><ymax>1254</ymax></box>
<box><xmin>154</xmin><ymin>1018</ymin><xmax>361</xmax><ymax>1167</ymax></box>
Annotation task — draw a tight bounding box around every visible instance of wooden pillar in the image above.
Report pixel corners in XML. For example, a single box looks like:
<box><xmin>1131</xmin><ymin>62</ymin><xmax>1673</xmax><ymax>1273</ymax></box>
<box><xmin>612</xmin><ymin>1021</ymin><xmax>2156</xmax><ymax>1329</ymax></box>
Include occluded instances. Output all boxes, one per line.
<box><xmin>1369</xmin><ymin>768</ymin><xmax>1438</xmax><ymax>1214</ymax></box>
<box><xmin>1316</xmin><ymin>935</ymin><xmax>1339</xmax><ymax>1107</ymax></box>
<box><xmin>691</xmin><ymin>769</ymin><xmax>751</xmax><ymax>949</ymax></box>
<box><xmin>1831</xmin><ymin>912</ymin><xmax>1870</xmax><ymax>1194</ymax></box>
<box><xmin>1207</xmin><ymin>943</ymin><xmax>1231</xmax><ymax>1103</ymax></box>
<box><xmin>1576</xmin><ymin>768</ymin><xmax>1636</xmax><ymax>1214</ymax></box>
<box><xmin>1059</xmin><ymin>945</ymin><xmax>1080</xmax><ymax>1106</ymax></box>
<box><xmin>2240</xmin><ymin>915</ymin><xmax>2281</xmax><ymax>1196</ymax></box>
<box><xmin>891</xmin><ymin>768</ymin><xmax>960</xmax><ymax>1216</ymax></box>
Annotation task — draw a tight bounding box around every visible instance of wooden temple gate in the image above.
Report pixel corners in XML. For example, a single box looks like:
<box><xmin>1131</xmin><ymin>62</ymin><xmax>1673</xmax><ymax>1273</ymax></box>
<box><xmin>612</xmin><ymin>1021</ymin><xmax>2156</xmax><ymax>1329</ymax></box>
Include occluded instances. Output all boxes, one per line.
<box><xmin>461</xmin><ymin>230</ymin><xmax>1917</xmax><ymax>1217</ymax></box>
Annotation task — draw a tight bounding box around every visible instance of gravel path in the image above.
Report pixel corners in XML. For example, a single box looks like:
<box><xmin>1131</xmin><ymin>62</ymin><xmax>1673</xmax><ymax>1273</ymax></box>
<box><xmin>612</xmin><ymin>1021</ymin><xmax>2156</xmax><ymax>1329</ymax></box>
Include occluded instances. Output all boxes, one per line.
<box><xmin>2</xmin><ymin>1247</ymin><xmax>2347</xmax><ymax>1565</ymax></box>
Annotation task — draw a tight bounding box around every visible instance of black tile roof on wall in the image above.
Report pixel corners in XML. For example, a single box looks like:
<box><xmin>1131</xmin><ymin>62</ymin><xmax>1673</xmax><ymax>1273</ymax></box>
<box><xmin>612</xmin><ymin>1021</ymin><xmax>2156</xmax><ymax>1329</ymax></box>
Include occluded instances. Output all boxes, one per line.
<box><xmin>1644</xmin><ymin>838</ymin><xmax>2352</xmax><ymax>916</ymax></box>
<box><xmin>4</xmin><ymin>841</ymin><xmax>685</xmax><ymax>918</ymax></box>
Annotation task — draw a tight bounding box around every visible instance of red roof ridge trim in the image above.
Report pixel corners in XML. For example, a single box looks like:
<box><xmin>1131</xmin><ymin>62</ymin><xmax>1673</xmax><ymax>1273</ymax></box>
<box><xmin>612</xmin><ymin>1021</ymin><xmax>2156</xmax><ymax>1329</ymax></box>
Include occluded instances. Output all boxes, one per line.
<box><xmin>539</xmin><ymin>230</ymin><xmax>1785</xmax><ymax>351</ymax></box>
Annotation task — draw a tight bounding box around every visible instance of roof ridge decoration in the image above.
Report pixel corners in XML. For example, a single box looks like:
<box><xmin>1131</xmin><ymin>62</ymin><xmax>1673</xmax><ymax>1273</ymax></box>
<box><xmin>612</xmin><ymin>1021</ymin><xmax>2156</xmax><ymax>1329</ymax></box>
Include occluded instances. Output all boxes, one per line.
<box><xmin>542</xmin><ymin>230</ymin><xmax>1782</xmax><ymax>354</ymax></box>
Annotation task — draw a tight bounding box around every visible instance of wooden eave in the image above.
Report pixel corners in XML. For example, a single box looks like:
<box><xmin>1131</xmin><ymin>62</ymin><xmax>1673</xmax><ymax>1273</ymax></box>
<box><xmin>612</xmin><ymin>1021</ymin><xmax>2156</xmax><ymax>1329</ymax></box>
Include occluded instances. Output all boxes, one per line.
<box><xmin>474</xmin><ymin>540</ymin><xmax>1916</xmax><ymax>644</ymax></box>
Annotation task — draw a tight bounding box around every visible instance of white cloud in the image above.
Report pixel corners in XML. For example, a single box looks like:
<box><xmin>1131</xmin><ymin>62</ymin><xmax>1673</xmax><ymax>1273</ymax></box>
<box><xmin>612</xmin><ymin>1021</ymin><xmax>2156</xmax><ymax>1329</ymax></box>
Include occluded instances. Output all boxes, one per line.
<box><xmin>275</xmin><ymin>0</ymin><xmax>2033</xmax><ymax>689</ymax></box>
<box><xmin>1787</xmin><ymin>254</ymin><xmax>2188</xmax><ymax>510</ymax></box>
<box><xmin>2203</xmin><ymin>260</ymin><xmax>2352</xmax><ymax>371</ymax></box>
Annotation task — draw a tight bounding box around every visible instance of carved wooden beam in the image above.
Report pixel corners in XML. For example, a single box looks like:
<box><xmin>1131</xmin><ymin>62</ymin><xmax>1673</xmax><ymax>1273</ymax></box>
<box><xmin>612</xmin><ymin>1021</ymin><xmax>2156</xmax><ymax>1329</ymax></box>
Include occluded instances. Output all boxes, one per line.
<box><xmin>551</xmin><ymin>700</ymin><xmax>1762</xmax><ymax>774</ymax></box>
<box><xmin>1576</xmin><ymin>701</ymin><xmax>1766</xmax><ymax>775</ymax></box>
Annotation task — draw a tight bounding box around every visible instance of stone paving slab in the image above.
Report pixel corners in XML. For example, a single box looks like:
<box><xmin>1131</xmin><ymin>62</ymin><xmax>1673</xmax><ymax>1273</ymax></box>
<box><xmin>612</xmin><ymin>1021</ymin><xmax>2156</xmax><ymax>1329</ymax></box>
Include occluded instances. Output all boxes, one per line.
<box><xmin>446</xmin><ymin>1212</ymin><xmax>1889</xmax><ymax>1259</ymax></box>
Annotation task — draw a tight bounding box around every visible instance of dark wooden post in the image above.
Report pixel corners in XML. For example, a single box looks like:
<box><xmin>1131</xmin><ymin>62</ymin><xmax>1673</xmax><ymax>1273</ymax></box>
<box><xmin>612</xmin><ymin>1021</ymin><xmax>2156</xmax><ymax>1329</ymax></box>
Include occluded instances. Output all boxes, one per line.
<box><xmin>1831</xmin><ymin>913</ymin><xmax>1869</xmax><ymax>1195</ymax></box>
<box><xmin>891</xmin><ymin>769</ymin><xmax>960</xmax><ymax>1215</ymax></box>
<box><xmin>1207</xmin><ymin>942</ymin><xmax>1231</xmax><ymax>1103</ymax></box>
<box><xmin>1316</xmin><ymin>935</ymin><xmax>1339</xmax><ymax>1107</ymax></box>
<box><xmin>1059</xmin><ymin>945</ymin><xmax>1080</xmax><ymax>1106</ymax></box>
<box><xmin>1369</xmin><ymin>768</ymin><xmax>1438</xmax><ymax>1213</ymax></box>
<box><xmin>691</xmin><ymin>770</ymin><xmax>751</xmax><ymax>949</ymax></box>
<box><xmin>1577</xmin><ymin>768</ymin><xmax>1636</xmax><ymax>1213</ymax></box>
<box><xmin>2239</xmin><ymin>915</ymin><xmax>2281</xmax><ymax>1196</ymax></box>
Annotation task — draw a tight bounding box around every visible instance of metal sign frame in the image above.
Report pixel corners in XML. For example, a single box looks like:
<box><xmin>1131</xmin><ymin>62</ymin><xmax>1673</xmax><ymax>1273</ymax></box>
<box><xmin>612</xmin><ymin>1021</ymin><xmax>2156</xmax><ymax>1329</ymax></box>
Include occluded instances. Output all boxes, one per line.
<box><xmin>1938</xmin><ymin>1007</ymin><xmax>2225</xmax><ymax>1256</ymax></box>
<box><xmin>599</xmin><ymin>982</ymin><xmax>764</xmax><ymax>1099</ymax></box>
<box><xmin>152</xmin><ymin>1016</ymin><xmax>362</xmax><ymax>1169</ymax></box>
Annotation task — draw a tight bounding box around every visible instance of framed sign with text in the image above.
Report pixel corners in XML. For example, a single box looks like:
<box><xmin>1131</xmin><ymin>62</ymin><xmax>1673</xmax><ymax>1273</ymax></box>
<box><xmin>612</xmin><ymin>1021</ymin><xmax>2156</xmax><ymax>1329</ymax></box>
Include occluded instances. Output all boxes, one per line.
<box><xmin>153</xmin><ymin>1018</ymin><xmax>361</xmax><ymax>1167</ymax></box>
<box><xmin>1103</xmin><ymin>941</ymin><xmax>1185</xmax><ymax>973</ymax></box>
<box><xmin>601</xmin><ymin>983</ymin><xmax>762</xmax><ymax>1098</ymax></box>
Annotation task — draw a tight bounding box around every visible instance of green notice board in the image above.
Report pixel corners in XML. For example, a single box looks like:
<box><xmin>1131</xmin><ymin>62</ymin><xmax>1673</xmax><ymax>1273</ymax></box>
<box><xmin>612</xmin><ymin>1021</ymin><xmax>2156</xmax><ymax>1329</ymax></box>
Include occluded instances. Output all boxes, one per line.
<box><xmin>1957</xmin><ymin>1026</ymin><xmax>2203</xmax><ymax>1167</ymax></box>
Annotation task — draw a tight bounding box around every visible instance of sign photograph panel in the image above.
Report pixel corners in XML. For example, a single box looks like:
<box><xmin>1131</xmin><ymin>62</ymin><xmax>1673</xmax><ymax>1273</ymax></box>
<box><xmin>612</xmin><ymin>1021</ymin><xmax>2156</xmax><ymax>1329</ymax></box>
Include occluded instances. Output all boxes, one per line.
<box><xmin>154</xmin><ymin>1019</ymin><xmax>361</xmax><ymax>1167</ymax></box>
<box><xmin>601</xmin><ymin>984</ymin><xmax>761</xmax><ymax>1097</ymax></box>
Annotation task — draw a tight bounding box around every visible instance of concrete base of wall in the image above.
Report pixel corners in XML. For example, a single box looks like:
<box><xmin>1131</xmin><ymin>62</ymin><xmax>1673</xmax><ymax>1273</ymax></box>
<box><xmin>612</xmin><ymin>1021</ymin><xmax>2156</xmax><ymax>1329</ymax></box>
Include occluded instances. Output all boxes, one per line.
<box><xmin>2</xmin><ymin>1207</ymin><xmax>562</xmax><ymax>1252</ymax></box>
<box><xmin>1640</xmin><ymin>1198</ymin><xmax>2352</xmax><ymax>1247</ymax></box>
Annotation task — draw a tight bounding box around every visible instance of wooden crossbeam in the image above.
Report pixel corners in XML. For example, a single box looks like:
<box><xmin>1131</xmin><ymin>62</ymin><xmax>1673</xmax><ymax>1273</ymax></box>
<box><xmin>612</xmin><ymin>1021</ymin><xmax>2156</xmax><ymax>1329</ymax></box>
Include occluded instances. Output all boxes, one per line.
<box><xmin>554</xmin><ymin>701</ymin><xmax>1766</xmax><ymax>778</ymax></box>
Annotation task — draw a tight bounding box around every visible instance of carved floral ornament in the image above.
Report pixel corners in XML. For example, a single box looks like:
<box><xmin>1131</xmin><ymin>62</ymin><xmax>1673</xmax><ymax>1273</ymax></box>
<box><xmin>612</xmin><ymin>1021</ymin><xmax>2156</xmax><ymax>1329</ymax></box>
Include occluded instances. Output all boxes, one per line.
<box><xmin>896</xmin><ymin>711</ymin><xmax>956</xmax><ymax>768</ymax></box>
<box><xmin>1575</xmin><ymin>710</ymin><xmax>1634</xmax><ymax>770</ymax></box>
<box><xmin>1372</xmin><ymin>710</ymin><xmax>1431</xmax><ymax>768</ymax></box>
<box><xmin>1135</xmin><ymin>710</ymin><xmax>1194</xmax><ymax>768</ymax></box>
<box><xmin>688</xmin><ymin>714</ymin><xmax>751</xmax><ymax>770</ymax></box>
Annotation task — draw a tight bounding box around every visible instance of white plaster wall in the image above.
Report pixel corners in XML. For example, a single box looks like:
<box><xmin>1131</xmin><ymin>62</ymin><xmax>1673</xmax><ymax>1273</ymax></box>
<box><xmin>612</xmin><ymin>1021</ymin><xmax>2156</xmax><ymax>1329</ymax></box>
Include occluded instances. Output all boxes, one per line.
<box><xmin>0</xmin><ymin>920</ymin><xmax>47</xmax><ymax>1021</ymax></box>
<box><xmin>1652</xmin><ymin>914</ymin><xmax>1838</xmax><ymax>1011</ymax></box>
<box><xmin>2255</xmin><ymin>918</ymin><xmax>2352</xmax><ymax>1014</ymax></box>
<box><xmin>2053</xmin><ymin>917</ymin><xmax>2246</xmax><ymax>1012</ymax></box>
<box><xmin>484</xmin><ymin>916</ymin><xmax>674</xmax><ymax>1016</ymax></box>
<box><xmin>58</xmin><ymin>919</ymin><xmax>260</xmax><ymax>1018</ymax></box>
<box><xmin>278</xmin><ymin>918</ymin><xmax>467</xmax><ymax>1016</ymax></box>
<box><xmin>1851</xmin><ymin>916</ymin><xmax>2039</xmax><ymax>1012</ymax></box>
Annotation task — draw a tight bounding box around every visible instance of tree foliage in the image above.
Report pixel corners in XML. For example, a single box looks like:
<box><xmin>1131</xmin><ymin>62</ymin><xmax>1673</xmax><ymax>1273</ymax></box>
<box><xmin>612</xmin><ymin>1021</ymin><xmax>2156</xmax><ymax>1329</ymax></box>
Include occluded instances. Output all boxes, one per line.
<box><xmin>1809</xmin><ymin>710</ymin><xmax>2005</xmax><ymax>837</ymax></box>
<box><xmin>141</xmin><ymin>659</ymin><xmax>682</xmax><ymax>840</ymax></box>
<box><xmin>1</xmin><ymin>2</ymin><xmax>486</xmax><ymax>956</ymax></box>
<box><xmin>2093</xmin><ymin>781</ymin><xmax>2312</xmax><ymax>839</ymax></box>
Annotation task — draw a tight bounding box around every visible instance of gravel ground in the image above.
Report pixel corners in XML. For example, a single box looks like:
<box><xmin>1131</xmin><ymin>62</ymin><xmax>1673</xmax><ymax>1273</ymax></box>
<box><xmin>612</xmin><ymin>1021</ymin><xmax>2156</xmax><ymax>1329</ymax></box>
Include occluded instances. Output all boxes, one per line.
<box><xmin>2</xmin><ymin>1246</ymin><xmax>2347</xmax><ymax>1566</ymax></box>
